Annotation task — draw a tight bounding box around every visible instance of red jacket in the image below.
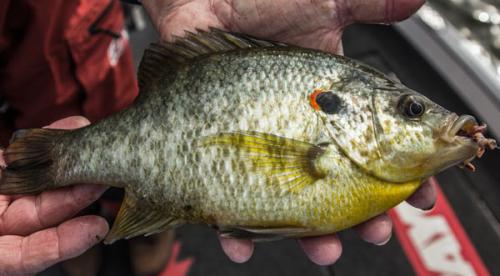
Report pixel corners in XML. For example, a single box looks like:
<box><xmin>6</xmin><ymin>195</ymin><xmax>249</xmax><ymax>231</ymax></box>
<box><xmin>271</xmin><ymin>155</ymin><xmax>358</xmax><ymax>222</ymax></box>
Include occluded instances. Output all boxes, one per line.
<box><xmin>0</xmin><ymin>0</ymin><xmax>138</xmax><ymax>145</ymax></box>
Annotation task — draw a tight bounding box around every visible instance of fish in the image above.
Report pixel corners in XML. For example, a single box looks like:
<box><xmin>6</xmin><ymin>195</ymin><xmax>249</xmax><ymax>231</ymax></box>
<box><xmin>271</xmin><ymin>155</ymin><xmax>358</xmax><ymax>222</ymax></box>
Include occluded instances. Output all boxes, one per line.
<box><xmin>0</xmin><ymin>29</ymin><xmax>496</xmax><ymax>244</ymax></box>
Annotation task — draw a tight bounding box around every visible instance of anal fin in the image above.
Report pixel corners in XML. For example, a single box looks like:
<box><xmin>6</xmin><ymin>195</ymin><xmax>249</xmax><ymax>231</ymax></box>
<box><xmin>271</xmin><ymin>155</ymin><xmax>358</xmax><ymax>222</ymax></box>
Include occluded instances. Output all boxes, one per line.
<box><xmin>104</xmin><ymin>191</ymin><xmax>182</xmax><ymax>244</ymax></box>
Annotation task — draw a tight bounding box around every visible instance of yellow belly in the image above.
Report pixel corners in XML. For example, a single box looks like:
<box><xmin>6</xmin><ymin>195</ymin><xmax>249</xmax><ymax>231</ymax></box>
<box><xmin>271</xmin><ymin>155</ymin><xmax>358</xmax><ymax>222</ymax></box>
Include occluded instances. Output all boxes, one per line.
<box><xmin>309</xmin><ymin>174</ymin><xmax>421</xmax><ymax>234</ymax></box>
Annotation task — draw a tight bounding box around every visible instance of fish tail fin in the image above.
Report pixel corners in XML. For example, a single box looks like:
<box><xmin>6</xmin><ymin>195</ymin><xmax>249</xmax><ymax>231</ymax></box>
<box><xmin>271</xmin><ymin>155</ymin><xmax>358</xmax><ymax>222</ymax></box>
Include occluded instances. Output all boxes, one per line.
<box><xmin>0</xmin><ymin>128</ymin><xmax>67</xmax><ymax>194</ymax></box>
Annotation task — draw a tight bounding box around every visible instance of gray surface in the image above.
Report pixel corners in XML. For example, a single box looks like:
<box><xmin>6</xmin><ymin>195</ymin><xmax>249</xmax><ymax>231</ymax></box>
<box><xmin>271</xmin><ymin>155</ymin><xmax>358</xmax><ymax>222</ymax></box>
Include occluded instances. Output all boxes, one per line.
<box><xmin>126</xmin><ymin>4</ymin><xmax>158</xmax><ymax>68</ymax></box>
<box><xmin>396</xmin><ymin>17</ymin><xmax>500</xmax><ymax>140</ymax></box>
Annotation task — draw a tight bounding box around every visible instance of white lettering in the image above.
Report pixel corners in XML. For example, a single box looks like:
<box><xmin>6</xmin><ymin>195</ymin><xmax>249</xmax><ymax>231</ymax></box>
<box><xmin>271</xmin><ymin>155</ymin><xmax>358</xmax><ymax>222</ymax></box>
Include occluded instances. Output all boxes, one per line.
<box><xmin>395</xmin><ymin>203</ymin><xmax>476</xmax><ymax>276</ymax></box>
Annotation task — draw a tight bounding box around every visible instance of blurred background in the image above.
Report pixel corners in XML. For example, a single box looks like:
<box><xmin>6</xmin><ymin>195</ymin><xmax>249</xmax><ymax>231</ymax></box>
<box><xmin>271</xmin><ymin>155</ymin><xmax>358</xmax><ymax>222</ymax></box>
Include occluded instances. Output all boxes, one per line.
<box><xmin>41</xmin><ymin>0</ymin><xmax>500</xmax><ymax>275</ymax></box>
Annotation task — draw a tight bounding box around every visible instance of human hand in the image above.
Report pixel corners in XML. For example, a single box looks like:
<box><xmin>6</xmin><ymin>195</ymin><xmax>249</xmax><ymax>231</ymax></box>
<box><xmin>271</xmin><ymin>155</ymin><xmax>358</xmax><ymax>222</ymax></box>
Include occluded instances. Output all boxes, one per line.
<box><xmin>0</xmin><ymin>116</ymin><xmax>109</xmax><ymax>275</ymax></box>
<box><xmin>142</xmin><ymin>0</ymin><xmax>425</xmax><ymax>53</ymax></box>
<box><xmin>140</xmin><ymin>0</ymin><xmax>430</xmax><ymax>265</ymax></box>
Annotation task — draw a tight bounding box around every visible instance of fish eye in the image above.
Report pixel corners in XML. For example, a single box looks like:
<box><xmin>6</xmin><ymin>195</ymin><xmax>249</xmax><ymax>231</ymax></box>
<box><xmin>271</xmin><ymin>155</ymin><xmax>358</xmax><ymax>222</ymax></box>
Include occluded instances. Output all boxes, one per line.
<box><xmin>315</xmin><ymin>92</ymin><xmax>341</xmax><ymax>114</ymax></box>
<box><xmin>399</xmin><ymin>95</ymin><xmax>426</xmax><ymax>119</ymax></box>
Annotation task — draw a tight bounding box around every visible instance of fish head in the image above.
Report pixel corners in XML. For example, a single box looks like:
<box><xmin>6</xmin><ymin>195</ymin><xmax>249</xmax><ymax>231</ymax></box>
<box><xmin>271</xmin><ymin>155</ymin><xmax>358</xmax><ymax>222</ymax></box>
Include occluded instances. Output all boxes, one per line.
<box><xmin>369</xmin><ymin>87</ymin><xmax>480</xmax><ymax>182</ymax></box>
<box><xmin>316</xmin><ymin>76</ymin><xmax>479</xmax><ymax>183</ymax></box>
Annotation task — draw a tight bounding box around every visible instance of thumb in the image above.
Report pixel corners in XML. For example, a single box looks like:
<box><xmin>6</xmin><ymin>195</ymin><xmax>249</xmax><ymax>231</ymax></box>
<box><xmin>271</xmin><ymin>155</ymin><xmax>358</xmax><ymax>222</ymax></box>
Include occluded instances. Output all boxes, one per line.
<box><xmin>346</xmin><ymin>0</ymin><xmax>425</xmax><ymax>24</ymax></box>
<box><xmin>44</xmin><ymin>116</ymin><xmax>90</xmax><ymax>130</ymax></box>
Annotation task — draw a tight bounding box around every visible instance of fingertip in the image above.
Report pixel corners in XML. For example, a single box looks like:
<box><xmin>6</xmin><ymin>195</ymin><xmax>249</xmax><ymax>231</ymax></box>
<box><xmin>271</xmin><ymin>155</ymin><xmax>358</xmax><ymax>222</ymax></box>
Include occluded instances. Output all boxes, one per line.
<box><xmin>349</xmin><ymin>0</ymin><xmax>425</xmax><ymax>24</ymax></box>
<box><xmin>298</xmin><ymin>234</ymin><xmax>342</xmax><ymax>266</ymax></box>
<box><xmin>13</xmin><ymin>216</ymin><xmax>108</xmax><ymax>275</ymax></box>
<box><xmin>0</xmin><ymin>149</ymin><xmax>5</xmax><ymax>168</ymax></box>
<box><xmin>58</xmin><ymin>216</ymin><xmax>109</xmax><ymax>259</ymax></box>
<box><xmin>390</xmin><ymin>0</ymin><xmax>426</xmax><ymax>21</ymax></box>
<box><xmin>45</xmin><ymin>116</ymin><xmax>90</xmax><ymax>130</ymax></box>
<box><xmin>88</xmin><ymin>216</ymin><xmax>110</xmax><ymax>239</ymax></box>
<box><xmin>71</xmin><ymin>184</ymin><xmax>109</xmax><ymax>204</ymax></box>
<box><xmin>406</xmin><ymin>179</ymin><xmax>437</xmax><ymax>210</ymax></box>
<box><xmin>218</xmin><ymin>236</ymin><xmax>254</xmax><ymax>263</ymax></box>
<box><xmin>355</xmin><ymin>214</ymin><xmax>393</xmax><ymax>245</ymax></box>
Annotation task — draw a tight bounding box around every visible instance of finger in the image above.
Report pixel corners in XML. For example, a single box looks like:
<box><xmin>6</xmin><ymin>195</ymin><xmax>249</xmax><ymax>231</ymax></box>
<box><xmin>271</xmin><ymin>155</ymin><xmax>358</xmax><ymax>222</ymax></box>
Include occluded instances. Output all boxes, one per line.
<box><xmin>1</xmin><ymin>184</ymin><xmax>107</xmax><ymax>236</ymax></box>
<box><xmin>143</xmin><ymin>0</ymin><xmax>224</xmax><ymax>41</ymax></box>
<box><xmin>406</xmin><ymin>179</ymin><xmax>437</xmax><ymax>210</ymax></box>
<box><xmin>212</xmin><ymin>1</ymin><xmax>346</xmax><ymax>53</ymax></box>
<box><xmin>44</xmin><ymin>115</ymin><xmax>90</xmax><ymax>129</ymax></box>
<box><xmin>298</xmin><ymin>234</ymin><xmax>342</xmax><ymax>266</ymax></box>
<box><xmin>218</xmin><ymin>236</ymin><xmax>254</xmax><ymax>263</ymax></box>
<box><xmin>0</xmin><ymin>215</ymin><xmax>108</xmax><ymax>276</ymax></box>
<box><xmin>0</xmin><ymin>195</ymin><xmax>10</xmax><ymax>217</ymax></box>
<box><xmin>354</xmin><ymin>213</ymin><xmax>393</xmax><ymax>245</ymax></box>
<box><xmin>0</xmin><ymin>149</ymin><xmax>5</xmax><ymax>168</ymax></box>
<box><xmin>347</xmin><ymin>0</ymin><xmax>425</xmax><ymax>23</ymax></box>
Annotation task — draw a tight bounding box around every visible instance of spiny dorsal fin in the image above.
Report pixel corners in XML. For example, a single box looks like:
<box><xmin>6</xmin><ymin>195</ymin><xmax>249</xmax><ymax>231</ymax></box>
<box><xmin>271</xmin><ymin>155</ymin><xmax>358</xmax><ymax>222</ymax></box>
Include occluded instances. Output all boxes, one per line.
<box><xmin>200</xmin><ymin>131</ymin><xmax>327</xmax><ymax>194</ymax></box>
<box><xmin>138</xmin><ymin>28</ymin><xmax>288</xmax><ymax>89</ymax></box>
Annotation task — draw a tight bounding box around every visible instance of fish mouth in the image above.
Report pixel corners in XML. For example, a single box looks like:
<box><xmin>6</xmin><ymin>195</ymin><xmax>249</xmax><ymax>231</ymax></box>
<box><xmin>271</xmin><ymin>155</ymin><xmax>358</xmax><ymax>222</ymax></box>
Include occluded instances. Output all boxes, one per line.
<box><xmin>442</xmin><ymin>114</ymin><xmax>478</xmax><ymax>143</ymax></box>
<box><xmin>440</xmin><ymin>114</ymin><xmax>497</xmax><ymax>172</ymax></box>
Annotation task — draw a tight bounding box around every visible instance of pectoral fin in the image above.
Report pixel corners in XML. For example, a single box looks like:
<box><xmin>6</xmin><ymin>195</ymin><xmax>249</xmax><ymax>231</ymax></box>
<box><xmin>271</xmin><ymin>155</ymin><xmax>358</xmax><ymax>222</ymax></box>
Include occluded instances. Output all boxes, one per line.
<box><xmin>200</xmin><ymin>132</ymin><xmax>327</xmax><ymax>194</ymax></box>
<box><xmin>105</xmin><ymin>191</ymin><xmax>182</xmax><ymax>244</ymax></box>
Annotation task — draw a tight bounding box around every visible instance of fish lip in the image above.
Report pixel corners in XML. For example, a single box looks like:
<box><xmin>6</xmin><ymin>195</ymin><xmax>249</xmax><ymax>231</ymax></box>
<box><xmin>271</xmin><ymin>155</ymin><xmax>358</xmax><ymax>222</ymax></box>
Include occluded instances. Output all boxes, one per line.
<box><xmin>441</xmin><ymin>114</ymin><xmax>478</xmax><ymax>144</ymax></box>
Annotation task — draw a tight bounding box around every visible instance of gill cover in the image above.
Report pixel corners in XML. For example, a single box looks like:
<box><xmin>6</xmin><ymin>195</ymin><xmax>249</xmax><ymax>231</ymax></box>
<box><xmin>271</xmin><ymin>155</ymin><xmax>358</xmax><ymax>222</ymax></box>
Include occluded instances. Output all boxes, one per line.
<box><xmin>369</xmin><ymin>88</ymin><xmax>439</xmax><ymax>181</ymax></box>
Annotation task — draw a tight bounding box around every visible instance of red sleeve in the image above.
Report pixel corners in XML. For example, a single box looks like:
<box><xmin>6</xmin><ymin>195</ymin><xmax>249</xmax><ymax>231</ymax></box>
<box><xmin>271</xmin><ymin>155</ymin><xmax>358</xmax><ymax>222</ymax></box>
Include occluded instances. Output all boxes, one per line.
<box><xmin>0</xmin><ymin>0</ymin><xmax>138</xmax><ymax>145</ymax></box>
<box><xmin>0</xmin><ymin>1</ymin><xmax>10</xmax><ymax>51</ymax></box>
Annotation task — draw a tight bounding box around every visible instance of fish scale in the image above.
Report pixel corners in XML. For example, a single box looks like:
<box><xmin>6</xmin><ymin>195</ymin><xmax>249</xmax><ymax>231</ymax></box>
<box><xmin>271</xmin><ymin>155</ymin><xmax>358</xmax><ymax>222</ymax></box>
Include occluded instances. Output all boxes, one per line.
<box><xmin>0</xmin><ymin>29</ymin><xmax>493</xmax><ymax>244</ymax></box>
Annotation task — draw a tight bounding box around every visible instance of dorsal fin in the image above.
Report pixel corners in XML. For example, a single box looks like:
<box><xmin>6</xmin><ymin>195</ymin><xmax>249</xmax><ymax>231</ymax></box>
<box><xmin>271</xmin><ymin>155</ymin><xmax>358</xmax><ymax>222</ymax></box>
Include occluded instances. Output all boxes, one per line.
<box><xmin>138</xmin><ymin>28</ymin><xmax>287</xmax><ymax>89</ymax></box>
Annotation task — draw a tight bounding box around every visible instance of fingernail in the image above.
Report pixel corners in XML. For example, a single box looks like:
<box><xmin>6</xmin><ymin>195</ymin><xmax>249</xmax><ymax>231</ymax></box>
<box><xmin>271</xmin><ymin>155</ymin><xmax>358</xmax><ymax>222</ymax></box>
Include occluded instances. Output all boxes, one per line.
<box><xmin>74</xmin><ymin>116</ymin><xmax>91</xmax><ymax>127</ymax></box>
<box><xmin>375</xmin><ymin>234</ymin><xmax>392</xmax><ymax>246</ymax></box>
<box><xmin>422</xmin><ymin>203</ymin><xmax>435</xmax><ymax>211</ymax></box>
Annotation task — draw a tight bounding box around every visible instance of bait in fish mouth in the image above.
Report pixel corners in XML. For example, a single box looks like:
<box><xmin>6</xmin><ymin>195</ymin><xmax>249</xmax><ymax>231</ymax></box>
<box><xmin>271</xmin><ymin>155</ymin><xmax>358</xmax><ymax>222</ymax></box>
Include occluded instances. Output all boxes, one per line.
<box><xmin>454</xmin><ymin>123</ymin><xmax>497</xmax><ymax>172</ymax></box>
<box><xmin>0</xmin><ymin>28</ymin><xmax>497</xmax><ymax>244</ymax></box>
